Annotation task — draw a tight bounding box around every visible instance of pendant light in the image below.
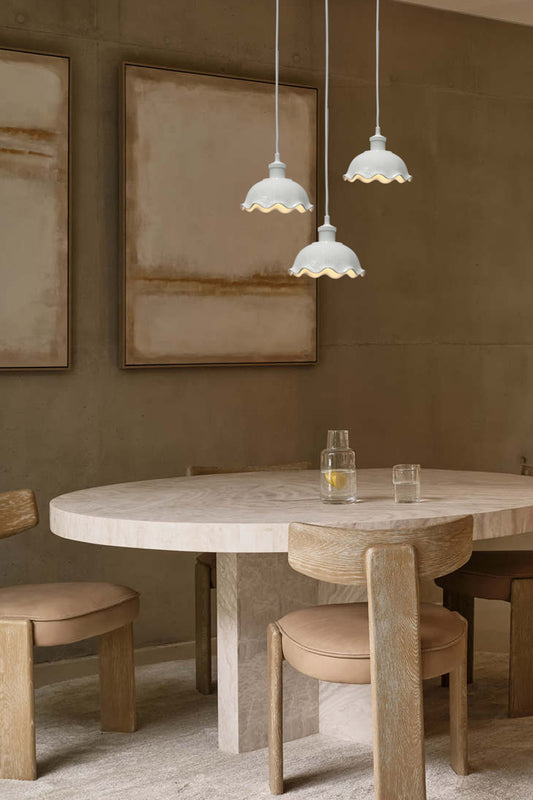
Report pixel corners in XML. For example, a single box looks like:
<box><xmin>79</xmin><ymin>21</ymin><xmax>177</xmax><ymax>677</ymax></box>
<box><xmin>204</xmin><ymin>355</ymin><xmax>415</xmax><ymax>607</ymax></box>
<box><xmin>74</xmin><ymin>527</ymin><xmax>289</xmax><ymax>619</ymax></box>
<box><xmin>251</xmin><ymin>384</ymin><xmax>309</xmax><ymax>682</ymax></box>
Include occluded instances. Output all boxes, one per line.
<box><xmin>241</xmin><ymin>0</ymin><xmax>313</xmax><ymax>214</ymax></box>
<box><xmin>290</xmin><ymin>0</ymin><xmax>364</xmax><ymax>279</ymax></box>
<box><xmin>343</xmin><ymin>0</ymin><xmax>412</xmax><ymax>184</ymax></box>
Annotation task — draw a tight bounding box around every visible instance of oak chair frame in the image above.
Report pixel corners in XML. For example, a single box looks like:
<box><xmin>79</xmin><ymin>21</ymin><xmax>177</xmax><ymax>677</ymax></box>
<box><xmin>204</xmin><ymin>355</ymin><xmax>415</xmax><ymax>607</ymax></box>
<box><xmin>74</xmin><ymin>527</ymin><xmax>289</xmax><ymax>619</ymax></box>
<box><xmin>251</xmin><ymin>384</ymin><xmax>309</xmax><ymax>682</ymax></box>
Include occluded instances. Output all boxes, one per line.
<box><xmin>268</xmin><ymin>516</ymin><xmax>474</xmax><ymax>799</ymax></box>
<box><xmin>187</xmin><ymin>463</ymin><xmax>312</xmax><ymax>695</ymax></box>
<box><xmin>440</xmin><ymin>462</ymin><xmax>533</xmax><ymax>716</ymax></box>
<box><xmin>0</xmin><ymin>490</ymin><xmax>136</xmax><ymax>781</ymax></box>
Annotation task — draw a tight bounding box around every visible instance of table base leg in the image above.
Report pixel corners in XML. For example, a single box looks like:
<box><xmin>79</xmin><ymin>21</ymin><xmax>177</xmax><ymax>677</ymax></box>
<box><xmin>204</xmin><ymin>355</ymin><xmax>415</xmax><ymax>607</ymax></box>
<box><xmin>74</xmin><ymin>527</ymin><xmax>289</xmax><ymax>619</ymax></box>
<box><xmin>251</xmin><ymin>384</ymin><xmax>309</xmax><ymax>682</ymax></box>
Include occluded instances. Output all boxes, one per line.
<box><xmin>318</xmin><ymin>582</ymin><xmax>374</xmax><ymax>744</ymax></box>
<box><xmin>319</xmin><ymin>683</ymin><xmax>374</xmax><ymax>745</ymax></box>
<box><xmin>217</xmin><ymin>553</ymin><xmax>319</xmax><ymax>753</ymax></box>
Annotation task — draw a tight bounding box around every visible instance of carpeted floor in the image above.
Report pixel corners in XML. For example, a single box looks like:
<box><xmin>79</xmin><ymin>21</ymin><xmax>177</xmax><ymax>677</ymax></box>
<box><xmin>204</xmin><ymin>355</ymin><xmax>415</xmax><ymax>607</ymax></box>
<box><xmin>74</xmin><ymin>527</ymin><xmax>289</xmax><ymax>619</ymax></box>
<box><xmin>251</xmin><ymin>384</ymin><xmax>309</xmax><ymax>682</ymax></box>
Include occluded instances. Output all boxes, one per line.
<box><xmin>2</xmin><ymin>653</ymin><xmax>532</xmax><ymax>799</ymax></box>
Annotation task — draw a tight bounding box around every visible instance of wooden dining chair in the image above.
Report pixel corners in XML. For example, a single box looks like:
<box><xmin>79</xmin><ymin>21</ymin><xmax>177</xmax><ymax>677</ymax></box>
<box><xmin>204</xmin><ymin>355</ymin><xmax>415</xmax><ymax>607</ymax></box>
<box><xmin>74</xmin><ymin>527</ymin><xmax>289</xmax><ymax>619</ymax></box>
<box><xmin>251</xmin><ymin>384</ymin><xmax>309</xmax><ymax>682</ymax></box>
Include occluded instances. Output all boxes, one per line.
<box><xmin>436</xmin><ymin>462</ymin><xmax>533</xmax><ymax>716</ymax></box>
<box><xmin>0</xmin><ymin>489</ymin><xmax>140</xmax><ymax>781</ymax></box>
<box><xmin>267</xmin><ymin>516</ymin><xmax>474</xmax><ymax>799</ymax></box>
<box><xmin>187</xmin><ymin>462</ymin><xmax>312</xmax><ymax>695</ymax></box>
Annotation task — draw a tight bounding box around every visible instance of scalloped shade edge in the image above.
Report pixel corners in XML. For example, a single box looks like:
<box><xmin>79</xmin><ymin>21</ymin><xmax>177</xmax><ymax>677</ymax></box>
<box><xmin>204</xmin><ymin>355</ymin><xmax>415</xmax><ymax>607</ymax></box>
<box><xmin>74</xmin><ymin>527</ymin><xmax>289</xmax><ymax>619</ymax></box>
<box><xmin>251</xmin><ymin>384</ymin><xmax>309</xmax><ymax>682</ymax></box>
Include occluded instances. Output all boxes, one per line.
<box><xmin>241</xmin><ymin>159</ymin><xmax>314</xmax><ymax>213</ymax></box>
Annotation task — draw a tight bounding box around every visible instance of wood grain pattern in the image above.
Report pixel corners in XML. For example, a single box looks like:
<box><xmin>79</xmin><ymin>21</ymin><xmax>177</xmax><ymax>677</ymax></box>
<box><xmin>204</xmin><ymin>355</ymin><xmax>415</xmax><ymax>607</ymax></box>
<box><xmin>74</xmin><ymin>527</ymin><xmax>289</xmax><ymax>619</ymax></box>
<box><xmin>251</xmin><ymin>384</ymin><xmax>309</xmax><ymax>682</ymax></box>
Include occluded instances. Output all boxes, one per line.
<box><xmin>509</xmin><ymin>578</ymin><xmax>533</xmax><ymax>717</ymax></box>
<box><xmin>49</xmin><ymin>469</ymin><xmax>533</xmax><ymax>554</ymax></box>
<box><xmin>289</xmin><ymin>516</ymin><xmax>474</xmax><ymax>585</ymax></box>
<box><xmin>366</xmin><ymin>545</ymin><xmax>427</xmax><ymax>800</ymax></box>
<box><xmin>195</xmin><ymin>557</ymin><xmax>212</xmax><ymax>695</ymax></box>
<box><xmin>0</xmin><ymin>618</ymin><xmax>36</xmax><ymax>780</ymax></box>
<box><xmin>187</xmin><ymin>462</ymin><xmax>312</xmax><ymax>476</ymax></box>
<box><xmin>267</xmin><ymin>622</ymin><xmax>283</xmax><ymax>795</ymax></box>
<box><xmin>449</xmin><ymin>620</ymin><xmax>469</xmax><ymax>775</ymax></box>
<box><xmin>269</xmin><ymin>519</ymin><xmax>471</xmax><ymax>792</ymax></box>
<box><xmin>0</xmin><ymin>489</ymin><xmax>38</xmax><ymax>540</ymax></box>
<box><xmin>99</xmin><ymin>623</ymin><xmax>136</xmax><ymax>733</ymax></box>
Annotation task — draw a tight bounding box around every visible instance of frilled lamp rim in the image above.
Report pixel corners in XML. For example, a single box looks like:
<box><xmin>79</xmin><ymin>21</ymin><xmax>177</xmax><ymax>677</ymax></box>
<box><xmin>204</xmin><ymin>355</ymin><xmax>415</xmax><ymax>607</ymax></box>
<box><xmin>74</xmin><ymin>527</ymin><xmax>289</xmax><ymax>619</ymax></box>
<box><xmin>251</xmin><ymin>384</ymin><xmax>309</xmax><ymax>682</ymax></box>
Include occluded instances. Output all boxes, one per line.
<box><xmin>241</xmin><ymin>159</ymin><xmax>314</xmax><ymax>213</ymax></box>
<box><xmin>343</xmin><ymin>133</ymin><xmax>412</xmax><ymax>184</ymax></box>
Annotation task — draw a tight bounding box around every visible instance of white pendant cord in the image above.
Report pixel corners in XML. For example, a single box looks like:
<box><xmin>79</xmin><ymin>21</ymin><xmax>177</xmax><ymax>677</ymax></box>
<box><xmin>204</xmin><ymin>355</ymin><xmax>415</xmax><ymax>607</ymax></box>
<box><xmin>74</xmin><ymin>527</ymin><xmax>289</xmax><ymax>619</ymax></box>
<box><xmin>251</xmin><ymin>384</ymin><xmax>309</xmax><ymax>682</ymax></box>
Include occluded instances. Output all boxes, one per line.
<box><xmin>324</xmin><ymin>0</ymin><xmax>330</xmax><ymax>225</ymax></box>
<box><xmin>375</xmin><ymin>0</ymin><xmax>380</xmax><ymax>135</ymax></box>
<box><xmin>275</xmin><ymin>0</ymin><xmax>280</xmax><ymax>160</ymax></box>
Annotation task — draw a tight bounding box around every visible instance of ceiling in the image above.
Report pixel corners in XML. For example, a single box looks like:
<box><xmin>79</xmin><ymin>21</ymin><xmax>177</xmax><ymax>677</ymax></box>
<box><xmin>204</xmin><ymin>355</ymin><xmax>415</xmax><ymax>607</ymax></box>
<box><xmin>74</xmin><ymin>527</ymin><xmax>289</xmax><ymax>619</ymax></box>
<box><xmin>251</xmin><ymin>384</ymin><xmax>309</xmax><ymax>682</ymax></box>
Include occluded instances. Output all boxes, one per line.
<box><xmin>394</xmin><ymin>0</ymin><xmax>533</xmax><ymax>26</ymax></box>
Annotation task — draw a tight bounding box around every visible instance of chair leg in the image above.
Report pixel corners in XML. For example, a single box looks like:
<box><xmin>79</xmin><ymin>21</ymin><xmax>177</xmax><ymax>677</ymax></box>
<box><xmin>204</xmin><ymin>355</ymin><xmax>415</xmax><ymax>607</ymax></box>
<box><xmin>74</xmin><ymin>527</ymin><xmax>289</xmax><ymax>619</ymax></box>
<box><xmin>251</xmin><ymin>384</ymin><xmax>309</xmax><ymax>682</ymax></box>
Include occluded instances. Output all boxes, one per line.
<box><xmin>195</xmin><ymin>559</ymin><xmax>213</xmax><ymax>695</ymax></box>
<box><xmin>0</xmin><ymin>619</ymin><xmax>36</xmax><ymax>780</ymax></box>
<box><xmin>99</xmin><ymin>623</ymin><xmax>136</xmax><ymax>732</ymax></box>
<box><xmin>268</xmin><ymin>622</ymin><xmax>283</xmax><ymax>795</ymax></box>
<box><xmin>449</xmin><ymin>623</ymin><xmax>469</xmax><ymax>776</ymax></box>
<box><xmin>367</xmin><ymin>546</ymin><xmax>427</xmax><ymax>800</ymax></box>
<box><xmin>441</xmin><ymin>591</ymin><xmax>474</xmax><ymax>687</ymax></box>
<box><xmin>509</xmin><ymin>578</ymin><xmax>533</xmax><ymax>717</ymax></box>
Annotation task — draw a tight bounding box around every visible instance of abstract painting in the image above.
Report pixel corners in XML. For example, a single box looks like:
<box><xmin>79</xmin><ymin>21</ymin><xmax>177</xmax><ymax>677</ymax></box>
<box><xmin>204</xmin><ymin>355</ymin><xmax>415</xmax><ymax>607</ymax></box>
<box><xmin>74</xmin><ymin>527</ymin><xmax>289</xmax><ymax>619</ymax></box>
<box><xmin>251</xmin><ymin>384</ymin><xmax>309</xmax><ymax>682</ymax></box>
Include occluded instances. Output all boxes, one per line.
<box><xmin>0</xmin><ymin>48</ymin><xmax>70</xmax><ymax>370</ymax></box>
<box><xmin>122</xmin><ymin>63</ymin><xmax>317</xmax><ymax>367</ymax></box>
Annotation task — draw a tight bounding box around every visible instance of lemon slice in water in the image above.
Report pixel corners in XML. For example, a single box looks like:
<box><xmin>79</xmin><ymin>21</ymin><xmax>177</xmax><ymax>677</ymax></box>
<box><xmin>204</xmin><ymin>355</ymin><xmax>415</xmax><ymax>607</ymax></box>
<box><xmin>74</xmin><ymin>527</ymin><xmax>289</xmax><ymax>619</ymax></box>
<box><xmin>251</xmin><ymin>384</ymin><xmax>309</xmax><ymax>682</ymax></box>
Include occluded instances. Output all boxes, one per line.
<box><xmin>325</xmin><ymin>471</ymin><xmax>347</xmax><ymax>489</ymax></box>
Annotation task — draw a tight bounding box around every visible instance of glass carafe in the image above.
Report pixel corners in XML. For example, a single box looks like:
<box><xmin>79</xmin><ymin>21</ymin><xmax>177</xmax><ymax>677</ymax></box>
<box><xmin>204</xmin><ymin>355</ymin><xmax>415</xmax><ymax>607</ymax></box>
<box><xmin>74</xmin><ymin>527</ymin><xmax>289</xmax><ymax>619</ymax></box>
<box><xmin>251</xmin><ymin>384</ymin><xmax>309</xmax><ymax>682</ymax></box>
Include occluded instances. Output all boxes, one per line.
<box><xmin>320</xmin><ymin>430</ymin><xmax>356</xmax><ymax>504</ymax></box>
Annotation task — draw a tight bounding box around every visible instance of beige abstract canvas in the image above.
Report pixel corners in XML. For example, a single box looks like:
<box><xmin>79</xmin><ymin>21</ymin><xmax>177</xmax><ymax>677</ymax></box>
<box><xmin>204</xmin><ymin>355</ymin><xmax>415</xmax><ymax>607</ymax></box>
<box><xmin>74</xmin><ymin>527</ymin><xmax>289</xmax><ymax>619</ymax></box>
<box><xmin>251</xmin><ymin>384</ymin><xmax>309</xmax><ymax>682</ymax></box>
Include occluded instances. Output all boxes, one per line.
<box><xmin>0</xmin><ymin>49</ymin><xmax>69</xmax><ymax>370</ymax></box>
<box><xmin>122</xmin><ymin>64</ymin><xmax>317</xmax><ymax>367</ymax></box>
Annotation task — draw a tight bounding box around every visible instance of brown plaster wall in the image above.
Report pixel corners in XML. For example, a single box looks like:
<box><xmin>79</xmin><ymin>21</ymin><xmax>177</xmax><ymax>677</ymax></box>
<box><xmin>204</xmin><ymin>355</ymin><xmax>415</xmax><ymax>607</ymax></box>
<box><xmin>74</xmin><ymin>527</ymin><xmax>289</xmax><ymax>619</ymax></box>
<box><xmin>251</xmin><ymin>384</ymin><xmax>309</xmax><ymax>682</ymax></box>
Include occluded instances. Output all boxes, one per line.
<box><xmin>0</xmin><ymin>0</ymin><xmax>531</xmax><ymax>659</ymax></box>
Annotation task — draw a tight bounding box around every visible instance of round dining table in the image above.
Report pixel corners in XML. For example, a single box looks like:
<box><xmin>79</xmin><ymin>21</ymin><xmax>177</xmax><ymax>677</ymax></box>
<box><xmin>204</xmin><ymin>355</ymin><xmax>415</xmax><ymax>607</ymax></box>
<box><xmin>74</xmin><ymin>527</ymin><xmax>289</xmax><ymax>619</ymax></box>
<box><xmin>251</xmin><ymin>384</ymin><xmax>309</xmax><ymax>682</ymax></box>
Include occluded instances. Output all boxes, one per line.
<box><xmin>50</xmin><ymin>468</ymin><xmax>533</xmax><ymax>753</ymax></box>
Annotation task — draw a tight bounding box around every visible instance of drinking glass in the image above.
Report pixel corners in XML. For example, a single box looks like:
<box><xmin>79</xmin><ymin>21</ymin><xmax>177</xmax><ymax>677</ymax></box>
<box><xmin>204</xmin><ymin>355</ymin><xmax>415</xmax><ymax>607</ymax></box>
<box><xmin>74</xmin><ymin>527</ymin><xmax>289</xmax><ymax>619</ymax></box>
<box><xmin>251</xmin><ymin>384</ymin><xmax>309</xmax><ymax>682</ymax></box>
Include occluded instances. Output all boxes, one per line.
<box><xmin>392</xmin><ymin>464</ymin><xmax>421</xmax><ymax>503</ymax></box>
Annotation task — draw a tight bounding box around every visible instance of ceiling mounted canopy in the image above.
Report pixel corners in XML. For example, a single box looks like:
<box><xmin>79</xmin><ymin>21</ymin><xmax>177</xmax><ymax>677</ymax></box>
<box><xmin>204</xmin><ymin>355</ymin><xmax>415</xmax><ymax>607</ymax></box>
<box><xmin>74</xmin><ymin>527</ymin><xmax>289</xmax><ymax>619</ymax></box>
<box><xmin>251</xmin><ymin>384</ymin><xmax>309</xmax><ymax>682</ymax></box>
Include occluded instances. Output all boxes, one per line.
<box><xmin>241</xmin><ymin>0</ymin><xmax>313</xmax><ymax>214</ymax></box>
<box><xmin>290</xmin><ymin>0</ymin><xmax>364</xmax><ymax>280</ymax></box>
<box><xmin>343</xmin><ymin>0</ymin><xmax>412</xmax><ymax>184</ymax></box>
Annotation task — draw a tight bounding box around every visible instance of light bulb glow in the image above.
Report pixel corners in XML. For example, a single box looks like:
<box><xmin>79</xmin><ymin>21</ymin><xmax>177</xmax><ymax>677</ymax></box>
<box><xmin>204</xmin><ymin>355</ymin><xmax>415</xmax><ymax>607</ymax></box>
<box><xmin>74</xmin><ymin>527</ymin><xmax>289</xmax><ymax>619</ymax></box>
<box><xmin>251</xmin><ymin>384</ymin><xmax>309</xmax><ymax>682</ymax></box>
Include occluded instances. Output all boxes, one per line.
<box><xmin>242</xmin><ymin>202</ymin><xmax>309</xmax><ymax>214</ymax></box>
<box><xmin>294</xmin><ymin>266</ymin><xmax>361</xmax><ymax>279</ymax></box>
<box><xmin>344</xmin><ymin>173</ymin><xmax>409</xmax><ymax>184</ymax></box>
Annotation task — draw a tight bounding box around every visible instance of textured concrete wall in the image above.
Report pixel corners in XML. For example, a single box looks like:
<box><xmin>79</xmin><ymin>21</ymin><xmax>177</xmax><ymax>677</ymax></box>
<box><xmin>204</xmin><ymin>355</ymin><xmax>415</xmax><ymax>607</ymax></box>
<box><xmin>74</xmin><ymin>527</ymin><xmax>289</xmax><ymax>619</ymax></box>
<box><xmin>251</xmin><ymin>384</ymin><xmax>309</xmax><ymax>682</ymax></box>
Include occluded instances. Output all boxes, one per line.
<box><xmin>0</xmin><ymin>0</ymin><xmax>531</xmax><ymax>660</ymax></box>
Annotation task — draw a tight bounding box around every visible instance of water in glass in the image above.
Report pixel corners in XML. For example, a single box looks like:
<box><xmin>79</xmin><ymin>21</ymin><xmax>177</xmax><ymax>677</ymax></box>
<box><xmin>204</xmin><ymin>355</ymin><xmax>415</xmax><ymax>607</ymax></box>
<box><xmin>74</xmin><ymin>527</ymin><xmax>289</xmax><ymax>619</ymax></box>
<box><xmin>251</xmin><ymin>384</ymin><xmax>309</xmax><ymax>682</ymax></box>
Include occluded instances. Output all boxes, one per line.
<box><xmin>320</xmin><ymin>430</ymin><xmax>357</xmax><ymax>504</ymax></box>
<box><xmin>392</xmin><ymin>464</ymin><xmax>421</xmax><ymax>503</ymax></box>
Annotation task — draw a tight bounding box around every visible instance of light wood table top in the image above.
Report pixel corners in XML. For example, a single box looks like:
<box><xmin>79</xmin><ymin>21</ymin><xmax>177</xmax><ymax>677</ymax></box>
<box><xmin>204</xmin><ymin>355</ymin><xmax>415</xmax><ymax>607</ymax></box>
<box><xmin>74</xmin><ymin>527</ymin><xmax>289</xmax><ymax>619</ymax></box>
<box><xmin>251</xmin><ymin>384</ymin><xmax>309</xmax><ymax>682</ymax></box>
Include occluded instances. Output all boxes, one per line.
<box><xmin>49</xmin><ymin>469</ymin><xmax>533</xmax><ymax>552</ymax></box>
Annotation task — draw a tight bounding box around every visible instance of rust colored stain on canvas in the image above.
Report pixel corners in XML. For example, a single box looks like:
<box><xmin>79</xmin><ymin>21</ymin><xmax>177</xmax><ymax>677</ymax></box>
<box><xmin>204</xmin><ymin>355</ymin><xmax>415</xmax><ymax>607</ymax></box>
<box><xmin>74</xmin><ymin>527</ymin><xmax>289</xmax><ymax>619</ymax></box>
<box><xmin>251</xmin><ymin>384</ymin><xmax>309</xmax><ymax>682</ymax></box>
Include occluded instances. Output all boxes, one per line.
<box><xmin>0</xmin><ymin>147</ymin><xmax>53</xmax><ymax>158</ymax></box>
<box><xmin>123</xmin><ymin>64</ymin><xmax>317</xmax><ymax>367</ymax></box>
<box><xmin>0</xmin><ymin>126</ymin><xmax>58</xmax><ymax>140</ymax></box>
<box><xmin>0</xmin><ymin>49</ymin><xmax>69</xmax><ymax>369</ymax></box>
<box><xmin>127</xmin><ymin>272</ymin><xmax>304</xmax><ymax>297</ymax></box>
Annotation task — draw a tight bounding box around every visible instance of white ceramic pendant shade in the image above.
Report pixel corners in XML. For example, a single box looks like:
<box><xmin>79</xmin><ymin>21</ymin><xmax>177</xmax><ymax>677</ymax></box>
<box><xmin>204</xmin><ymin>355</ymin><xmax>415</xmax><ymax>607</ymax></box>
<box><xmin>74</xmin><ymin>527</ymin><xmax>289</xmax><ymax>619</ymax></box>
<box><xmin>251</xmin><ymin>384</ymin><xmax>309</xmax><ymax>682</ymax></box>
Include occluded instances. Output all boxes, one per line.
<box><xmin>290</xmin><ymin>219</ymin><xmax>365</xmax><ymax>279</ymax></box>
<box><xmin>241</xmin><ymin>158</ymin><xmax>313</xmax><ymax>213</ymax></box>
<box><xmin>344</xmin><ymin>132</ymin><xmax>412</xmax><ymax>183</ymax></box>
<box><xmin>290</xmin><ymin>0</ymin><xmax>363</xmax><ymax>280</ymax></box>
<box><xmin>241</xmin><ymin>0</ymin><xmax>313</xmax><ymax>214</ymax></box>
<box><xmin>343</xmin><ymin>0</ymin><xmax>412</xmax><ymax>184</ymax></box>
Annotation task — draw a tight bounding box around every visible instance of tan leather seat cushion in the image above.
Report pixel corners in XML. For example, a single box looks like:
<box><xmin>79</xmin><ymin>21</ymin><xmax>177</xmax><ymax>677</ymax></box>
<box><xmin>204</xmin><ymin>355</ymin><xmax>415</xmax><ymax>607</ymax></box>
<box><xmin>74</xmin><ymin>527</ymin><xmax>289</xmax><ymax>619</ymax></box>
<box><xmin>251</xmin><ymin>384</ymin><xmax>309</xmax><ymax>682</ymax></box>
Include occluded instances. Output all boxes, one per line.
<box><xmin>0</xmin><ymin>582</ymin><xmax>139</xmax><ymax>647</ymax></box>
<box><xmin>278</xmin><ymin>602</ymin><xmax>465</xmax><ymax>684</ymax></box>
<box><xmin>198</xmin><ymin>552</ymin><xmax>216</xmax><ymax>588</ymax></box>
<box><xmin>436</xmin><ymin>551</ymin><xmax>533</xmax><ymax>601</ymax></box>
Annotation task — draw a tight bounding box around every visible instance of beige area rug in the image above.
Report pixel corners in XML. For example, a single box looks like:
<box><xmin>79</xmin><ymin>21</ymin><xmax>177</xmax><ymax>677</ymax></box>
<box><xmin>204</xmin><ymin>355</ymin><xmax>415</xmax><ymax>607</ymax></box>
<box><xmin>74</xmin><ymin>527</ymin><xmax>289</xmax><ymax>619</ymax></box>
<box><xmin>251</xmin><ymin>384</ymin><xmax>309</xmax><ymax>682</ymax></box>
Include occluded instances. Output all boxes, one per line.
<box><xmin>2</xmin><ymin>653</ymin><xmax>532</xmax><ymax>799</ymax></box>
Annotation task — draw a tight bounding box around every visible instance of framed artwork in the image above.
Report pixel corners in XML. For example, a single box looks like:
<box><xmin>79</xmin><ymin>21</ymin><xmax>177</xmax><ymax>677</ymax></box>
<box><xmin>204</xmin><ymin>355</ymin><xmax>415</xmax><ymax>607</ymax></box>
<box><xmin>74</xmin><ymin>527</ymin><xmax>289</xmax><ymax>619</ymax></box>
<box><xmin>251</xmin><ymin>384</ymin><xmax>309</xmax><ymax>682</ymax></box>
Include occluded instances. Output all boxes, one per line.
<box><xmin>0</xmin><ymin>48</ymin><xmax>70</xmax><ymax>370</ymax></box>
<box><xmin>121</xmin><ymin>63</ymin><xmax>317</xmax><ymax>367</ymax></box>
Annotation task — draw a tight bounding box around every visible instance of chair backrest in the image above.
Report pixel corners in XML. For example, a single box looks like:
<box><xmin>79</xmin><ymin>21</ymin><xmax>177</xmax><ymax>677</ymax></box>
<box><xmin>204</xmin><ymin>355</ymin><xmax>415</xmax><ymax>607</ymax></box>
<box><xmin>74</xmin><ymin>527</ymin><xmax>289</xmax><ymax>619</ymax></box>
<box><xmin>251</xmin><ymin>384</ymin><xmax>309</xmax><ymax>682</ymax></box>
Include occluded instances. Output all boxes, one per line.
<box><xmin>522</xmin><ymin>463</ymin><xmax>533</xmax><ymax>477</ymax></box>
<box><xmin>289</xmin><ymin>516</ymin><xmax>474</xmax><ymax>585</ymax></box>
<box><xmin>186</xmin><ymin>461</ymin><xmax>312</xmax><ymax>476</ymax></box>
<box><xmin>0</xmin><ymin>489</ymin><xmax>39</xmax><ymax>540</ymax></box>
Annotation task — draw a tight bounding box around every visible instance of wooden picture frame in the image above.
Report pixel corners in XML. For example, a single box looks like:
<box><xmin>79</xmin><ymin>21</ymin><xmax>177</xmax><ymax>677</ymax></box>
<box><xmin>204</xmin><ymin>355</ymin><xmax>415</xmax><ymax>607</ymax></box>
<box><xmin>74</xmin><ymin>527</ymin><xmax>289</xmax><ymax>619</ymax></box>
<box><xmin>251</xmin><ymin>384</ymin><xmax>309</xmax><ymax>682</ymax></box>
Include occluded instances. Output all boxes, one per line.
<box><xmin>121</xmin><ymin>62</ymin><xmax>318</xmax><ymax>368</ymax></box>
<box><xmin>0</xmin><ymin>47</ymin><xmax>70</xmax><ymax>371</ymax></box>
